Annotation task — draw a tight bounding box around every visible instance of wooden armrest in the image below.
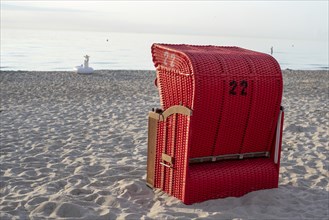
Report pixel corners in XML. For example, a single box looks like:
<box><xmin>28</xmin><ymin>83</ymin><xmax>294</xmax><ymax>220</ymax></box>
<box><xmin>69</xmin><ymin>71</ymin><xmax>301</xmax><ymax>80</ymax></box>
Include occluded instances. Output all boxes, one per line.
<box><xmin>149</xmin><ymin>105</ymin><xmax>192</xmax><ymax>121</ymax></box>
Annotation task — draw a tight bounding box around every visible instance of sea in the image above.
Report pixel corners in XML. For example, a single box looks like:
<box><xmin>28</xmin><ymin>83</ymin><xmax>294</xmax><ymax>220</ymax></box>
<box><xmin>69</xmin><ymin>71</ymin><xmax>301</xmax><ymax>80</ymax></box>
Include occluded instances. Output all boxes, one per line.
<box><xmin>1</xmin><ymin>29</ymin><xmax>328</xmax><ymax>71</ymax></box>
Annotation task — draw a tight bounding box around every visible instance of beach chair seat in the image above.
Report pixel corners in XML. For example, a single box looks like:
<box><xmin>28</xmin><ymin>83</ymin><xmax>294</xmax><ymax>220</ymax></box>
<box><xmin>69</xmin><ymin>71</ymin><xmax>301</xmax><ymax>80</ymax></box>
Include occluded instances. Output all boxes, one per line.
<box><xmin>146</xmin><ymin>44</ymin><xmax>284</xmax><ymax>204</ymax></box>
<box><xmin>187</xmin><ymin>158</ymin><xmax>278</xmax><ymax>203</ymax></box>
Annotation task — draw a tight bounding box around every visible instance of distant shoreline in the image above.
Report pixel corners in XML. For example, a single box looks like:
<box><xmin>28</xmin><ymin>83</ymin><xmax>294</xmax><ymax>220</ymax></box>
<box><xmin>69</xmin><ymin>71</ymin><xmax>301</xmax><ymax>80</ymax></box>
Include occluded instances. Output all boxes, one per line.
<box><xmin>2</xmin><ymin>30</ymin><xmax>328</xmax><ymax>71</ymax></box>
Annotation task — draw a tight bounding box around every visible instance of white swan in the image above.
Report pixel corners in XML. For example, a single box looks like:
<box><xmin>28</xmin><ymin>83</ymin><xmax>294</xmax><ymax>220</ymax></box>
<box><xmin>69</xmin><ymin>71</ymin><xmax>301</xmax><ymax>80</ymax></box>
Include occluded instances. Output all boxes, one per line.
<box><xmin>74</xmin><ymin>55</ymin><xmax>94</xmax><ymax>74</ymax></box>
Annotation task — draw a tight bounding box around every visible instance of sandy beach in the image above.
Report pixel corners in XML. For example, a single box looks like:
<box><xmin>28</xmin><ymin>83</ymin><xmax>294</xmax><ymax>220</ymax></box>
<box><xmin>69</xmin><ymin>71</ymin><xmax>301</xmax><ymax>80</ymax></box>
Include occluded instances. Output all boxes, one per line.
<box><xmin>0</xmin><ymin>69</ymin><xmax>328</xmax><ymax>219</ymax></box>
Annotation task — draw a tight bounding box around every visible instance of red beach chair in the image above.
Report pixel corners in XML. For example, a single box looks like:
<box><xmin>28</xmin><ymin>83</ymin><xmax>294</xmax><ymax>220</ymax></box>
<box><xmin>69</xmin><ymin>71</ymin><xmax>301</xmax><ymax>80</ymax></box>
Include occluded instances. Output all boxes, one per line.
<box><xmin>146</xmin><ymin>44</ymin><xmax>284</xmax><ymax>204</ymax></box>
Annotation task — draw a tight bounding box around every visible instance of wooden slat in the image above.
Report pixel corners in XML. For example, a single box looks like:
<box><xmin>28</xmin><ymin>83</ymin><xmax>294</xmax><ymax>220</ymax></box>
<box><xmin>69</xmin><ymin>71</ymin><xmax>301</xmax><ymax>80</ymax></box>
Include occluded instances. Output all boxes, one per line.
<box><xmin>274</xmin><ymin>108</ymin><xmax>284</xmax><ymax>164</ymax></box>
<box><xmin>148</xmin><ymin>111</ymin><xmax>162</xmax><ymax>120</ymax></box>
<box><xmin>160</xmin><ymin>118</ymin><xmax>168</xmax><ymax>189</ymax></box>
<box><xmin>169</xmin><ymin>114</ymin><xmax>177</xmax><ymax>195</ymax></box>
<box><xmin>189</xmin><ymin>151</ymin><xmax>270</xmax><ymax>164</ymax></box>
<box><xmin>146</xmin><ymin>113</ymin><xmax>159</xmax><ymax>187</ymax></box>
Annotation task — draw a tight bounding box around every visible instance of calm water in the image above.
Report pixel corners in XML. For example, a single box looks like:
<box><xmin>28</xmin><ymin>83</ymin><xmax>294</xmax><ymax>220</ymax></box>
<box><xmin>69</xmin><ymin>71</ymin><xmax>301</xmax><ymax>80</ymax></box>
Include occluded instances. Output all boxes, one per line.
<box><xmin>1</xmin><ymin>29</ymin><xmax>328</xmax><ymax>71</ymax></box>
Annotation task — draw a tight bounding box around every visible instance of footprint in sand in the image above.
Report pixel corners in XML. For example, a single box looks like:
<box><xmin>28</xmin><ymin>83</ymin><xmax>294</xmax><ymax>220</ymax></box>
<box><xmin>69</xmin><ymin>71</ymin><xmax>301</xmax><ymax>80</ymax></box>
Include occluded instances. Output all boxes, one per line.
<box><xmin>52</xmin><ymin>202</ymin><xmax>88</xmax><ymax>218</ymax></box>
<box><xmin>68</xmin><ymin>188</ymin><xmax>93</xmax><ymax>196</ymax></box>
<box><xmin>32</xmin><ymin>201</ymin><xmax>89</xmax><ymax>218</ymax></box>
<box><xmin>25</xmin><ymin>197</ymin><xmax>49</xmax><ymax>211</ymax></box>
<box><xmin>74</xmin><ymin>165</ymin><xmax>105</xmax><ymax>176</ymax></box>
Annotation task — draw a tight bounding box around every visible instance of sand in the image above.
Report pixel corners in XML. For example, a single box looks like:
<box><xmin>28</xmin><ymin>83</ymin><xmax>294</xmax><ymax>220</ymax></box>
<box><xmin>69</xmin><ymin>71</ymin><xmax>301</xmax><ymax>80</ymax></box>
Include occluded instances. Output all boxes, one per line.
<box><xmin>0</xmin><ymin>69</ymin><xmax>328</xmax><ymax>220</ymax></box>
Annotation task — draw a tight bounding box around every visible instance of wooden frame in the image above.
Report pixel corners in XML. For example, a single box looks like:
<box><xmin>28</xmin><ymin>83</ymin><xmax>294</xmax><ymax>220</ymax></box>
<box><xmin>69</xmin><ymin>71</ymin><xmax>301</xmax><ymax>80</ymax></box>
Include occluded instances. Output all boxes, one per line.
<box><xmin>146</xmin><ymin>105</ymin><xmax>192</xmax><ymax>188</ymax></box>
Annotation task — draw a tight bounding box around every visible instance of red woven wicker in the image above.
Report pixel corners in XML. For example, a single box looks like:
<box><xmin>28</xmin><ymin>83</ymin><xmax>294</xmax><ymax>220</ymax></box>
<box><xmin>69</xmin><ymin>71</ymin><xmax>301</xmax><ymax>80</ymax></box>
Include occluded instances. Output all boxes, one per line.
<box><xmin>147</xmin><ymin>44</ymin><xmax>284</xmax><ymax>204</ymax></box>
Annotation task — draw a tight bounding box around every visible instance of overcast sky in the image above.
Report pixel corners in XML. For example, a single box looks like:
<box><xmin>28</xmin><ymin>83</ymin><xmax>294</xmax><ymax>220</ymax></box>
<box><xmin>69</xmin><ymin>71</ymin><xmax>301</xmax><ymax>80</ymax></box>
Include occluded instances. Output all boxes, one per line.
<box><xmin>1</xmin><ymin>1</ymin><xmax>328</xmax><ymax>41</ymax></box>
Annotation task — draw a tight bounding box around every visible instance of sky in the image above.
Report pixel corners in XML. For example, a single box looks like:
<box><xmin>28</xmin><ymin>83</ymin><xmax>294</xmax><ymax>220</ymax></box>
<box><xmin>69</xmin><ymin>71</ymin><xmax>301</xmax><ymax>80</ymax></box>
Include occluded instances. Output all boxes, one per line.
<box><xmin>1</xmin><ymin>0</ymin><xmax>328</xmax><ymax>41</ymax></box>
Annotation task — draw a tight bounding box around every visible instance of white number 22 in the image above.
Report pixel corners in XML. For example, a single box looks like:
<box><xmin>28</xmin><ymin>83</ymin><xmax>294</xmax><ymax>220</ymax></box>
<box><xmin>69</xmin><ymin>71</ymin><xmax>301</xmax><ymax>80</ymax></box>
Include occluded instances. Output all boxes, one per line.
<box><xmin>164</xmin><ymin>51</ymin><xmax>175</xmax><ymax>67</ymax></box>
